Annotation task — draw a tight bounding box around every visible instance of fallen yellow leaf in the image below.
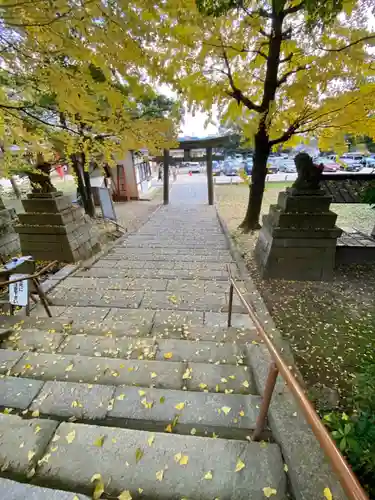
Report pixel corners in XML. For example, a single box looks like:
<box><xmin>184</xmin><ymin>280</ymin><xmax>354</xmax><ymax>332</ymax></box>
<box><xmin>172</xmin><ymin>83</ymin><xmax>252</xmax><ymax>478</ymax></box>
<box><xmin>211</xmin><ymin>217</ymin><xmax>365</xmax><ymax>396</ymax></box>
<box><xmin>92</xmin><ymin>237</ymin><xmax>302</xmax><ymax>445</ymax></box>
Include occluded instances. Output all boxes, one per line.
<box><xmin>284</xmin><ymin>464</ymin><xmax>288</xmax><ymax>472</ymax></box>
<box><xmin>117</xmin><ymin>394</ymin><xmax>126</xmax><ymax>401</ymax></box>
<box><xmin>156</xmin><ymin>470</ymin><xmax>164</xmax><ymax>481</ymax></box>
<box><xmin>179</xmin><ymin>455</ymin><xmax>189</xmax><ymax>465</ymax></box>
<box><xmin>118</xmin><ymin>491</ymin><xmax>132</xmax><ymax>500</ymax></box>
<box><xmin>229</xmin><ymin>375</ymin><xmax>236</xmax><ymax>380</ymax></box>
<box><xmin>239</xmin><ymin>410</ymin><xmax>245</xmax><ymax>417</ymax></box>
<box><xmin>138</xmin><ymin>390</ymin><xmax>146</xmax><ymax>396</ymax></box>
<box><xmin>199</xmin><ymin>383</ymin><xmax>208</xmax><ymax>390</ymax></box>
<box><xmin>221</xmin><ymin>377</ymin><xmax>228</xmax><ymax>383</ymax></box>
<box><xmin>34</xmin><ymin>425</ymin><xmax>41</xmax><ymax>434</ymax></box>
<box><xmin>323</xmin><ymin>488</ymin><xmax>333</xmax><ymax>500</ymax></box>
<box><xmin>165</xmin><ymin>424</ymin><xmax>172</xmax><ymax>433</ymax></box>
<box><xmin>150</xmin><ymin>372</ymin><xmax>157</xmax><ymax>379</ymax></box>
<box><xmin>141</xmin><ymin>398</ymin><xmax>153</xmax><ymax>409</ymax></box>
<box><xmin>235</xmin><ymin>458</ymin><xmax>245</xmax><ymax>472</ymax></box>
<box><xmin>91</xmin><ymin>473</ymin><xmax>105</xmax><ymax>500</ymax></box>
<box><xmin>242</xmin><ymin>380</ymin><xmax>250</xmax><ymax>388</ymax></box>
<box><xmin>204</xmin><ymin>471</ymin><xmax>213</xmax><ymax>480</ymax></box>
<box><xmin>190</xmin><ymin>428</ymin><xmax>197</xmax><ymax>435</ymax></box>
<box><xmin>263</xmin><ymin>486</ymin><xmax>277</xmax><ymax>497</ymax></box>
<box><xmin>164</xmin><ymin>352</ymin><xmax>173</xmax><ymax>359</ymax></box>
<box><xmin>66</xmin><ymin>430</ymin><xmax>76</xmax><ymax>444</ymax></box>
<box><xmin>221</xmin><ymin>406</ymin><xmax>231</xmax><ymax>415</ymax></box>
<box><xmin>174</xmin><ymin>452</ymin><xmax>182</xmax><ymax>463</ymax></box>
<box><xmin>65</xmin><ymin>363</ymin><xmax>74</xmax><ymax>372</ymax></box>
<box><xmin>138</xmin><ymin>488</ymin><xmax>143</xmax><ymax>494</ymax></box>
<box><xmin>135</xmin><ymin>447</ymin><xmax>144</xmax><ymax>463</ymax></box>
<box><xmin>182</xmin><ymin>367</ymin><xmax>192</xmax><ymax>379</ymax></box>
<box><xmin>93</xmin><ymin>436</ymin><xmax>105</xmax><ymax>447</ymax></box>
<box><xmin>31</xmin><ymin>409</ymin><xmax>40</xmax><ymax>418</ymax></box>
<box><xmin>148</xmin><ymin>434</ymin><xmax>155</xmax><ymax>446</ymax></box>
<box><xmin>175</xmin><ymin>402</ymin><xmax>185</xmax><ymax>411</ymax></box>
<box><xmin>28</xmin><ymin>450</ymin><xmax>35</xmax><ymax>462</ymax></box>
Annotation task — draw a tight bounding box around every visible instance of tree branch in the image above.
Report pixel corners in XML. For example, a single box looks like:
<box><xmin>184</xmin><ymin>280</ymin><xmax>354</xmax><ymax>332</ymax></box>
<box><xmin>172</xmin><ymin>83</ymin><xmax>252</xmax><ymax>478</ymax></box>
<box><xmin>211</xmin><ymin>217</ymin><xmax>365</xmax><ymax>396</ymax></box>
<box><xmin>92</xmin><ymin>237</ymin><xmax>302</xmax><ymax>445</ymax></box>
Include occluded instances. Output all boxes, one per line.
<box><xmin>284</xmin><ymin>2</ymin><xmax>304</xmax><ymax>15</ymax></box>
<box><xmin>220</xmin><ymin>44</ymin><xmax>261</xmax><ymax>112</ymax></box>
<box><xmin>269</xmin><ymin>121</ymin><xmax>300</xmax><ymax>146</ymax></box>
<box><xmin>319</xmin><ymin>35</ymin><xmax>375</xmax><ymax>52</ymax></box>
<box><xmin>277</xmin><ymin>64</ymin><xmax>308</xmax><ymax>86</ymax></box>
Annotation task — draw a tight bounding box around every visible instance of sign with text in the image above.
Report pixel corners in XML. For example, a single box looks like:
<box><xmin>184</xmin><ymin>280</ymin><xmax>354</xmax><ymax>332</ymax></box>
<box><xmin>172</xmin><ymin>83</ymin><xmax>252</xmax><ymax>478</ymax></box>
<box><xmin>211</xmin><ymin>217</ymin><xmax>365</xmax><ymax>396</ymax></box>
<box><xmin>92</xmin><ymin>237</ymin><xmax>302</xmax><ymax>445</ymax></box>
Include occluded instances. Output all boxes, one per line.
<box><xmin>9</xmin><ymin>274</ymin><xmax>29</xmax><ymax>306</ymax></box>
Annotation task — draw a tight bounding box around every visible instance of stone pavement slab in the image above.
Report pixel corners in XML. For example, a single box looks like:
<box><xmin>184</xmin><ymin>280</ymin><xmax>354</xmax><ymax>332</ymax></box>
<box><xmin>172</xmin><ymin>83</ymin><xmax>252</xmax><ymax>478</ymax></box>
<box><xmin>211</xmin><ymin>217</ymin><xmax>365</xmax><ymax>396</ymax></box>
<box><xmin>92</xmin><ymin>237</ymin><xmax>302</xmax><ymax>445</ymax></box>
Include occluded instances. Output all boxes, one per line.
<box><xmin>11</xmin><ymin>352</ymin><xmax>185</xmax><ymax>390</ymax></box>
<box><xmin>100</xmin><ymin>290</ymin><xmax>144</xmax><ymax>308</ymax></box>
<box><xmin>0</xmin><ymin>414</ymin><xmax>57</xmax><ymax>477</ymax></box>
<box><xmin>30</xmin><ymin>381</ymin><xmax>115</xmax><ymax>420</ymax></box>
<box><xmin>0</xmin><ymin>478</ymin><xmax>89</xmax><ymax>500</ymax></box>
<box><xmin>153</xmin><ymin>310</ymin><xmax>204</xmax><ymax>330</ymax></box>
<box><xmin>36</xmin><ymin>422</ymin><xmax>286</xmax><ymax>499</ymax></box>
<box><xmin>154</xmin><ymin>338</ymin><xmax>244</xmax><ymax>365</ymax></box>
<box><xmin>0</xmin><ymin>349</ymin><xmax>24</xmax><ymax>374</ymax></box>
<box><xmin>102</xmin><ymin>308</ymin><xmax>155</xmax><ymax>334</ymax></box>
<box><xmin>0</xmin><ymin>377</ymin><xmax>44</xmax><ymax>409</ymax></box>
<box><xmin>141</xmin><ymin>290</ymin><xmax>227</xmax><ymax>312</ymax></box>
<box><xmin>108</xmin><ymin>386</ymin><xmax>262</xmax><ymax>436</ymax></box>
<box><xmin>2</xmin><ymin>329</ymin><xmax>65</xmax><ymax>353</ymax></box>
<box><xmin>205</xmin><ymin>311</ymin><xmax>253</xmax><ymax>328</ymax></box>
<box><xmin>58</xmin><ymin>334</ymin><xmax>155</xmax><ymax>359</ymax></box>
<box><xmin>186</xmin><ymin>362</ymin><xmax>256</xmax><ymax>395</ymax></box>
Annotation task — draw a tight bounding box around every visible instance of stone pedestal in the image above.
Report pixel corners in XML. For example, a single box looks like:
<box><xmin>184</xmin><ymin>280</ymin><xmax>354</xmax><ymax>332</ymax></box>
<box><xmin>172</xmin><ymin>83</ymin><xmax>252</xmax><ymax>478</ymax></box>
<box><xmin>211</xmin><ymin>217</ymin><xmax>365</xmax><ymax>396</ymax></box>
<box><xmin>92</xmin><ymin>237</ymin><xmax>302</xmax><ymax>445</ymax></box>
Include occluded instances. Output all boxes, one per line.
<box><xmin>14</xmin><ymin>192</ymin><xmax>100</xmax><ymax>262</ymax></box>
<box><xmin>255</xmin><ymin>188</ymin><xmax>342</xmax><ymax>281</ymax></box>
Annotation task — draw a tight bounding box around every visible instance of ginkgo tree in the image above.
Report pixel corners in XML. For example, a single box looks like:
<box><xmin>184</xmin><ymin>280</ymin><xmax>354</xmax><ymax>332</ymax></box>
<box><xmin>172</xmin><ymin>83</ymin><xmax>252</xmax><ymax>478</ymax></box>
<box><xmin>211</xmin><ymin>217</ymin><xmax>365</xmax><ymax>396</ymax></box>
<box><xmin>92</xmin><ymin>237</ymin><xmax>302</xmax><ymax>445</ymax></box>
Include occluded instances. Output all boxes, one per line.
<box><xmin>146</xmin><ymin>0</ymin><xmax>375</xmax><ymax>230</ymax></box>
<box><xmin>0</xmin><ymin>0</ymin><xmax>178</xmax><ymax>214</ymax></box>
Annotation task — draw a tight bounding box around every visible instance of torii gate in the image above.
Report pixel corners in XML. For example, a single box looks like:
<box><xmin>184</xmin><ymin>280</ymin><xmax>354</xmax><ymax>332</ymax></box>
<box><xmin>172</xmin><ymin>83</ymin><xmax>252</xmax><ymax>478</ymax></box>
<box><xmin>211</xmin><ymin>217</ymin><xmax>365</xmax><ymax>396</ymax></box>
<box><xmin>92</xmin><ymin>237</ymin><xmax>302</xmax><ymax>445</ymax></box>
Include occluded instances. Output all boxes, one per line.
<box><xmin>160</xmin><ymin>135</ymin><xmax>235</xmax><ymax>205</ymax></box>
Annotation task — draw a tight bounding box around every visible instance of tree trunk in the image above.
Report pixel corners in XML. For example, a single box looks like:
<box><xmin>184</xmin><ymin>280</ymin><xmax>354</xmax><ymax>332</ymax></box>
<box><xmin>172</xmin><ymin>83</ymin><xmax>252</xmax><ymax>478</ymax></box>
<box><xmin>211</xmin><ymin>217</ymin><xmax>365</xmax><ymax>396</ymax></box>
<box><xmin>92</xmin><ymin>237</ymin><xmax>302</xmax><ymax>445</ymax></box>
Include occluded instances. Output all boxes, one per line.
<box><xmin>10</xmin><ymin>177</ymin><xmax>21</xmax><ymax>199</ymax></box>
<box><xmin>240</xmin><ymin>129</ymin><xmax>271</xmax><ymax>232</ymax></box>
<box><xmin>71</xmin><ymin>155</ymin><xmax>89</xmax><ymax>215</ymax></box>
<box><xmin>83</xmin><ymin>167</ymin><xmax>95</xmax><ymax>217</ymax></box>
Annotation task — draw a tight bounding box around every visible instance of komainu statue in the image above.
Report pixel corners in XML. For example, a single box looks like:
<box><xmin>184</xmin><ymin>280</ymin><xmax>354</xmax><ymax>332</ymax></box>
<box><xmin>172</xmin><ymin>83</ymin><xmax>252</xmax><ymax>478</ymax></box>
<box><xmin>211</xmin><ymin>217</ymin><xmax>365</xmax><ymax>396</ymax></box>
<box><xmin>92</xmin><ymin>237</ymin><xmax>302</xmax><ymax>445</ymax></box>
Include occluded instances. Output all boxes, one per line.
<box><xmin>292</xmin><ymin>152</ymin><xmax>324</xmax><ymax>191</ymax></box>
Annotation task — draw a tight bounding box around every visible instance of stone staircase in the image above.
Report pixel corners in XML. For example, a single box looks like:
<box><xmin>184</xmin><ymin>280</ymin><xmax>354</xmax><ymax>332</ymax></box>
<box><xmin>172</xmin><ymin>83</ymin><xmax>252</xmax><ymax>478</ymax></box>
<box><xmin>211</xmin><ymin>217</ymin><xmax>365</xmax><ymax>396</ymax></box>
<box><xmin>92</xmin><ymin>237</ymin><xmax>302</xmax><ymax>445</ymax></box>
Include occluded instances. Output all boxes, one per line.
<box><xmin>0</xmin><ymin>206</ymin><xmax>289</xmax><ymax>499</ymax></box>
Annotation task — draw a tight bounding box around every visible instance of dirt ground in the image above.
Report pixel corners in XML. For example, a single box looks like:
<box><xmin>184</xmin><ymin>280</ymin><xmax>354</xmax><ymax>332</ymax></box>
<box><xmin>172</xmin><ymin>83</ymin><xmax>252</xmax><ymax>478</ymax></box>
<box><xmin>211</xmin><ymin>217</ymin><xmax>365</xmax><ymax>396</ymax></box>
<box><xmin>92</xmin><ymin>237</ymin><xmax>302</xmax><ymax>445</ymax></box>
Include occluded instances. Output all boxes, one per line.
<box><xmin>216</xmin><ymin>183</ymin><xmax>375</xmax><ymax>410</ymax></box>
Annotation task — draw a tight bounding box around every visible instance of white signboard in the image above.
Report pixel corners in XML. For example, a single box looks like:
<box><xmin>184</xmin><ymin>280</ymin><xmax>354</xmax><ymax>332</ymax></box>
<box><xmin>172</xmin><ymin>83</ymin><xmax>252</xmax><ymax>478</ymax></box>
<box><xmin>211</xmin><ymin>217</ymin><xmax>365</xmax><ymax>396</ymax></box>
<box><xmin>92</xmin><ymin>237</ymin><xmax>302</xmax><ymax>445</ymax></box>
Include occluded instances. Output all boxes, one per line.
<box><xmin>9</xmin><ymin>274</ymin><xmax>29</xmax><ymax>306</ymax></box>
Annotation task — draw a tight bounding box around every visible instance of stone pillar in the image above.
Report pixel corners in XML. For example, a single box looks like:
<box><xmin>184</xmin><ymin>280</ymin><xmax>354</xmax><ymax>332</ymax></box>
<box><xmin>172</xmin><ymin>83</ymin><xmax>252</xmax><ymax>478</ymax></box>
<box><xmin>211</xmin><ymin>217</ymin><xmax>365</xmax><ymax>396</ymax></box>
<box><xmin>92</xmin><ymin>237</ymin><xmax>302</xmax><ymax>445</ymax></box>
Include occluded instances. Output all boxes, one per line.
<box><xmin>14</xmin><ymin>192</ymin><xmax>100</xmax><ymax>263</ymax></box>
<box><xmin>255</xmin><ymin>188</ymin><xmax>342</xmax><ymax>281</ymax></box>
<box><xmin>0</xmin><ymin>197</ymin><xmax>20</xmax><ymax>260</ymax></box>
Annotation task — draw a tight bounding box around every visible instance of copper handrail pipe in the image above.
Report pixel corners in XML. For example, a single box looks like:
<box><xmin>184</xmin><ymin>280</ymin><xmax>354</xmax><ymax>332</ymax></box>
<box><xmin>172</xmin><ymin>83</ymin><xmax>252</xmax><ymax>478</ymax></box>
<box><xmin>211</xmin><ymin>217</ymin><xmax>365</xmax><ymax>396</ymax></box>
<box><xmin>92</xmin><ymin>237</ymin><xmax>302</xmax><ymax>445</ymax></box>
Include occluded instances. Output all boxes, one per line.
<box><xmin>227</xmin><ymin>267</ymin><xmax>368</xmax><ymax>500</ymax></box>
<box><xmin>0</xmin><ymin>260</ymin><xmax>58</xmax><ymax>286</ymax></box>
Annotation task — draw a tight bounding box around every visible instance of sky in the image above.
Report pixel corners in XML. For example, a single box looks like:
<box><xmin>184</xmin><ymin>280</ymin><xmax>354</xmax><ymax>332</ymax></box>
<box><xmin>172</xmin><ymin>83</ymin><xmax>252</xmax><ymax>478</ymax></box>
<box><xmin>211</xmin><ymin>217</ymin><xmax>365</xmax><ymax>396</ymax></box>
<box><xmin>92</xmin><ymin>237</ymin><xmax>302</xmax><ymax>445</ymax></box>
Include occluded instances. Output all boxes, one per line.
<box><xmin>181</xmin><ymin>110</ymin><xmax>219</xmax><ymax>137</ymax></box>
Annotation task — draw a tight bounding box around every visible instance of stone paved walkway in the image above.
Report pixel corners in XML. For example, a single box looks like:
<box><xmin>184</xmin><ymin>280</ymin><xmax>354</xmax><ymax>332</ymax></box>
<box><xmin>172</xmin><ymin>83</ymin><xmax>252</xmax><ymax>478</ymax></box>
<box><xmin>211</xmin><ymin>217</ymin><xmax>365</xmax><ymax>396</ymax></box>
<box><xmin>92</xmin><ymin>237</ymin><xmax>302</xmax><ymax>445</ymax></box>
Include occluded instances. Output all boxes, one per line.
<box><xmin>0</xmin><ymin>175</ymin><xmax>288</xmax><ymax>499</ymax></box>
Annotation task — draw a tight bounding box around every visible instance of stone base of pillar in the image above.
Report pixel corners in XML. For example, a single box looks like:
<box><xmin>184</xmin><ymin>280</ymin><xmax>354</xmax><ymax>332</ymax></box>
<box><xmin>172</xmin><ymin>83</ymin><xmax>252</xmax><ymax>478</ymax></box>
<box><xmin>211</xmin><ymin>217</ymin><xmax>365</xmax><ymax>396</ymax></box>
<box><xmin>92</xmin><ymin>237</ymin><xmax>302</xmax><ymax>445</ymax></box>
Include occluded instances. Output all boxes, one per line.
<box><xmin>0</xmin><ymin>208</ymin><xmax>20</xmax><ymax>260</ymax></box>
<box><xmin>255</xmin><ymin>188</ymin><xmax>342</xmax><ymax>281</ymax></box>
<box><xmin>14</xmin><ymin>192</ymin><xmax>100</xmax><ymax>263</ymax></box>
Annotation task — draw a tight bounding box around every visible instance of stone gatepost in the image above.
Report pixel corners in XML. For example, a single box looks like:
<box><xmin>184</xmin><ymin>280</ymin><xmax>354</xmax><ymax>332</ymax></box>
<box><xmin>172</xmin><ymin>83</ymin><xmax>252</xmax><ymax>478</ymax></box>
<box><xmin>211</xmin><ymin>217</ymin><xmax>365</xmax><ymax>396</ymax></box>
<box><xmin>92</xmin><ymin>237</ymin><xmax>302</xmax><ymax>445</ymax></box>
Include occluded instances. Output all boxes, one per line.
<box><xmin>14</xmin><ymin>192</ymin><xmax>100</xmax><ymax>262</ymax></box>
<box><xmin>0</xmin><ymin>197</ymin><xmax>20</xmax><ymax>260</ymax></box>
<box><xmin>254</xmin><ymin>153</ymin><xmax>342</xmax><ymax>281</ymax></box>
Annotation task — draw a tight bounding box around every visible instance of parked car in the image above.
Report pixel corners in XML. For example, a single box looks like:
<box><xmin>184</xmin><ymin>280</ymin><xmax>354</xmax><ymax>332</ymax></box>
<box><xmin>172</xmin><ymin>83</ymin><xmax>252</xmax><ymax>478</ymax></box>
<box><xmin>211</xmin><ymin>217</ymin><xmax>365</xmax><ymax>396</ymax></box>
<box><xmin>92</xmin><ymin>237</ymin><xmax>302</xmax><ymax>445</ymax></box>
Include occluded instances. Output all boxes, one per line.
<box><xmin>223</xmin><ymin>161</ymin><xmax>241</xmax><ymax>176</ymax></box>
<box><xmin>320</xmin><ymin>160</ymin><xmax>341</xmax><ymax>172</ymax></box>
<box><xmin>363</xmin><ymin>155</ymin><xmax>375</xmax><ymax>168</ymax></box>
<box><xmin>338</xmin><ymin>157</ymin><xmax>362</xmax><ymax>172</ymax></box>
<box><xmin>277</xmin><ymin>162</ymin><xmax>296</xmax><ymax>173</ymax></box>
<box><xmin>243</xmin><ymin>161</ymin><xmax>253</xmax><ymax>175</ymax></box>
<box><xmin>188</xmin><ymin>162</ymin><xmax>201</xmax><ymax>173</ymax></box>
<box><xmin>212</xmin><ymin>161</ymin><xmax>222</xmax><ymax>176</ymax></box>
<box><xmin>267</xmin><ymin>163</ymin><xmax>279</xmax><ymax>174</ymax></box>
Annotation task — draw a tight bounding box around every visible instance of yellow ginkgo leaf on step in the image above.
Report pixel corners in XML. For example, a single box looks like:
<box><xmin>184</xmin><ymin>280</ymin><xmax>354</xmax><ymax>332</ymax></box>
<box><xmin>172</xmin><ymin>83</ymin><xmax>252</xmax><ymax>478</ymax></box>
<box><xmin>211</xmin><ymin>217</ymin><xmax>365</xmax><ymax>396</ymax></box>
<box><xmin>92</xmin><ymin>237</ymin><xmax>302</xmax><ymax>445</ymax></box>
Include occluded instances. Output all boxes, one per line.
<box><xmin>156</xmin><ymin>470</ymin><xmax>164</xmax><ymax>481</ymax></box>
<box><xmin>204</xmin><ymin>471</ymin><xmax>213</xmax><ymax>480</ymax></box>
<box><xmin>31</xmin><ymin>410</ymin><xmax>40</xmax><ymax>418</ymax></box>
<box><xmin>242</xmin><ymin>380</ymin><xmax>250</xmax><ymax>388</ymax></box>
<box><xmin>135</xmin><ymin>447</ymin><xmax>144</xmax><ymax>463</ymax></box>
<box><xmin>117</xmin><ymin>394</ymin><xmax>126</xmax><ymax>401</ymax></box>
<box><xmin>168</xmin><ymin>295</ymin><xmax>178</xmax><ymax>304</ymax></box>
<box><xmin>284</xmin><ymin>464</ymin><xmax>288</xmax><ymax>472</ymax></box>
<box><xmin>164</xmin><ymin>352</ymin><xmax>173</xmax><ymax>359</ymax></box>
<box><xmin>199</xmin><ymin>383</ymin><xmax>208</xmax><ymax>390</ymax></box>
<box><xmin>93</xmin><ymin>436</ymin><xmax>105</xmax><ymax>447</ymax></box>
<box><xmin>148</xmin><ymin>434</ymin><xmax>155</xmax><ymax>446</ymax></box>
<box><xmin>150</xmin><ymin>372</ymin><xmax>157</xmax><ymax>379</ymax></box>
<box><xmin>66</xmin><ymin>430</ymin><xmax>76</xmax><ymax>444</ymax></box>
<box><xmin>182</xmin><ymin>367</ymin><xmax>192</xmax><ymax>380</ymax></box>
<box><xmin>179</xmin><ymin>455</ymin><xmax>189</xmax><ymax>465</ymax></box>
<box><xmin>323</xmin><ymin>488</ymin><xmax>333</xmax><ymax>500</ymax></box>
<box><xmin>175</xmin><ymin>402</ymin><xmax>185</xmax><ymax>411</ymax></box>
<box><xmin>221</xmin><ymin>378</ymin><xmax>228</xmax><ymax>383</ymax></box>
<box><xmin>91</xmin><ymin>473</ymin><xmax>105</xmax><ymax>500</ymax></box>
<box><xmin>118</xmin><ymin>491</ymin><xmax>132</xmax><ymax>500</ymax></box>
<box><xmin>263</xmin><ymin>486</ymin><xmax>277</xmax><ymax>497</ymax></box>
<box><xmin>138</xmin><ymin>390</ymin><xmax>146</xmax><ymax>396</ymax></box>
<box><xmin>165</xmin><ymin>424</ymin><xmax>173</xmax><ymax>433</ymax></box>
<box><xmin>65</xmin><ymin>363</ymin><xmax>74</xmax><ymax>372</ymax></box>
<box><xmin>28</xmin><ymin>450</ymin><xmax>35</xmax><ymax>462</ymax></box>
<box><xmin>141</xmin><ymin>398</ymin><xmax>153</xmax><ymax>409</ymax></box>
<box><xmin>174</xmin><ymin>452</ymin><xmax>182</xmax><ymax>463</ymax></box>
<box><xmin>221</xmin><ymin>406</ymin><xmax>231</xmax><ymax>415</ymax></box>
<box><xmin>235</xmin><ymin>458</ymin><xmax>245</xmax><ymax>472</ymax></box>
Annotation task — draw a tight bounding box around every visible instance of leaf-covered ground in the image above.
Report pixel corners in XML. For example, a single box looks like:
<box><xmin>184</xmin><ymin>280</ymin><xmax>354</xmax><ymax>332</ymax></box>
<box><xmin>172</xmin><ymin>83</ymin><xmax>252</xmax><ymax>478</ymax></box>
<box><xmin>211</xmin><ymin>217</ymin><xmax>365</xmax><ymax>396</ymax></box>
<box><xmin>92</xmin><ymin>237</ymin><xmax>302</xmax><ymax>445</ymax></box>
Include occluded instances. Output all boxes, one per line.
<box><xmin>216</xmin><ymin>183</ymin><xmax>375</xmax><ymax>410</ymax></box>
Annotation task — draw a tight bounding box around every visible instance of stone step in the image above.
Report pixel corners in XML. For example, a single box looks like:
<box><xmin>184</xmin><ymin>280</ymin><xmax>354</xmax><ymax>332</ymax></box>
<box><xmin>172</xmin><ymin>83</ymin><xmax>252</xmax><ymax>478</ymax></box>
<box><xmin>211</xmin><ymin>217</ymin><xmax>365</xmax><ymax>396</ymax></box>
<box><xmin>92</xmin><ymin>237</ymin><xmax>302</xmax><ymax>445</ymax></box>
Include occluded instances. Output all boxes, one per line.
<box><xmin>35</xmin><ymin>422</ymin><xmax>286</xmax><ymax>499</ymax></box>
<box><xmin>4</xmin><ymin>379</ymin><xmax>262</xmax><ymax>440</ymax></box>
<box><xmin>7</xmin><ymin>351</ymin><xmax>257</xmax><ymax>394</ymax></box>
<box><xmin>76</xmin><ymin>266</ymin><xmax>236</xmax><ymax>280</ymax></box>
<box><xmin>0</xmin><ymin>478</ymin><xmax>89</xmax><ymax>500</ymax></box>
